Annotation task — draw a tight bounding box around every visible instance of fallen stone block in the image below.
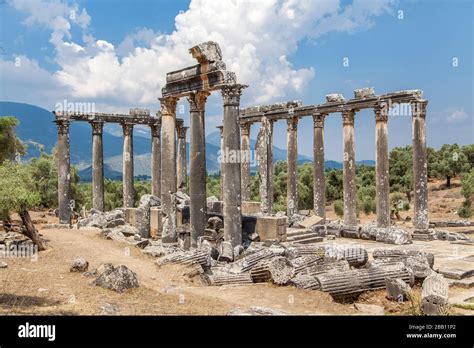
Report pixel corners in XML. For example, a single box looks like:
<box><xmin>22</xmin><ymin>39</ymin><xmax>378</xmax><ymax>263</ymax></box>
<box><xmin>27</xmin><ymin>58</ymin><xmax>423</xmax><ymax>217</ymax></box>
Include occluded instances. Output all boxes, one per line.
<box><xmin>250</xmin><ymin>256</ymin><xmax>295</xmax><ymax>285</ymax></box>
<box><xmin>437</xmin><ymin>267</ymin><xmax>474</xmax><ymax>280</ymax></box>
<box><xmin>217</xmin><ymin>241</ymin><xmax>234</xmax><ymax>262</ymax></box>
<box><xmin>385</xmin><ymin>278</ymin><xmax>411</xmax><ymax>301</ymax></box>
<box><xmin>241</xmin><ymin>201</ymin><xmax>261</xmax><ymax>215</ymax></box>
<box><xmin>421</xmin><ymin>273</ymin><xmax>449</xmax><ymax>315</ymax></box>
<box><xmin>255</xmin><ymin>216</ymin><xmax>287</xmax><ymax>242</ymax></box>
<box><xmin>70</xmin><ymin>258</ymin><xmax>89</xmax><ymax>272</ymax></box>
<box><xmin>93</xmin><ymin>265</ymin><xmax>139</xmax><ymax>293</ymax></box>
<box><xmin>0</xmin><ymin>261</ymin><xmax>8</xmax><ymax>268</ymax></box>
<box><xmin>297</xmin><ymin>215</ymin><xmax>324</xmax><ymax>229</ymax></box>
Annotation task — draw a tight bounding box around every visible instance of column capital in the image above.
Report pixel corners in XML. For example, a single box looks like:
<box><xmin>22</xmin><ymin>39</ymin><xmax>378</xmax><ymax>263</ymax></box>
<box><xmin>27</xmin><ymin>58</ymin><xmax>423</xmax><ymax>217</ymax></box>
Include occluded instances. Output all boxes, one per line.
<box><xmin>55</xmin><ymin>119</ymin><xmax>70</xmax><ymax>134</ymax></box>
<box><xmin>411</xmin><ymin>100</ymin><xmax>428</xmax><ymax>119</ymax></box>
<box><xmin>150</xmin><ymin>122</ymin><xmax>161</xmax><ymax>137</ymax></box>
<box><xmin>240</xmin><ymin>123</ymin><xmax>251</xmax><ymax>136</ymax></box>
<box><xmin>159</xmin><ymin>96</ymin><xmax>179</xmax><ymax>117</ymax></box>
<box><xmin>312</xmin><ymin>113</ymin><xmax>327</xmax><ymax>128</ymax></box>
<box><xmin>221</xmin><ymin>84</ymin><xmax>247</xmax><ymax>106</ymax></box>
<box><xmin>374</xmin><ymin>103</ymin><xmax>389</xmax><ymax>123</ymax></box>
<box><xmin>342</xmin><ymin>110</ymin><xmax>355</xmax><ymax>126</ymax></box>
<box><xmin>122</xmin><ymin>123</ymin><xmax>134</xmax><ymax>136</ymax></box>
<box><xmin>177</xmin><ymin>125</ymin><xmax>188</xmax><ymax>139</ymax></box>
<box><xmin>187</xmin><ymin>91</ymin><xmax>210</xmax><ymax>112</ymax></box>
<box><xmin>287</xmin><ymin>116</ymin><xmax>298</xmax><ymax>131</ymax></box>
<box><xmin>90</xmin><ymin>120</ymin><xmax>104</xmax><ymax>135</ymax></box>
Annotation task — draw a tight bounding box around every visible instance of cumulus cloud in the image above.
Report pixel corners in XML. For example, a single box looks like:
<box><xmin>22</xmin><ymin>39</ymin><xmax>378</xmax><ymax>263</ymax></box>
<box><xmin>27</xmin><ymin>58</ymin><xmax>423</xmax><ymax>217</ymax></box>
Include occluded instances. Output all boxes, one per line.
<box><xmin>5</xmin><ymin>0</ymin><xmax>397</xmax><ymax>110</ymax></box>
<box><xmin>447</xmin><ymin>108</ymin><xmax>468</xmax><ymax>123</ymax></box>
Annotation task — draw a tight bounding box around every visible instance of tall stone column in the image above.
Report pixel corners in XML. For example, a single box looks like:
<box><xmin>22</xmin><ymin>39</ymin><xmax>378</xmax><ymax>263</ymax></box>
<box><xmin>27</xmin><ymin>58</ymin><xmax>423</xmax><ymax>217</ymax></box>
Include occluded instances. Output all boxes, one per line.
<box><xmin>221</xmin><ymin>84</ymin><xmax>246</xmax><ymax>246</ymax></box>
<box><xmin>188</xmin><ymin>92</ymin><xmax>209</xmax><ymax>248</ymax></box>
<box><xmin>217</xmin><ymin>125</ymin><xmax>224</xmax><ymax>197</ymax></box>
<box><xmin>122</xmin><ymin>123</ymin><xmax>134</xmax><ymax>208</ymax></box>
<box><xmin>287</xmin><ymin>117</ymin><xmax>298</xmax><ymax>216</ymax></box>
<box><xmin>342</xmin><ymin>110</ymin><xmax>357</xmax><ymax>228</ymax></box>
<box><xmin>160</xmin><ymin>97</ymin><xmax>179</xmax><ymax>243</ymax></box>
<box><xmin>91</xmin><ymin>120</ymin><xmax>105</xmax><ymax>212</ymax></box>
<box><xmin>256</xmin><ymin>116</ymin><xmax>274</xmax><ymax>214</ymax></box>
<box><xmin>240</xmin><ymin>123</ymin><xmax>251</xmax><ymax>202</ymax></box>
<box><xmin>412</xmin><ymin>100</ymin><xmax>429</xmax><ymax>231</ymax></box>
<box><xmin>55</xmin><ymin>119</ymin><xmax>71</xmax><ymax>224</ymax></box>
<box><xmin>313</xmin><ymin>113</ymin><xmax>327</xmax><ymax>220</ymax></box>
<box><xmin>177</xmin><ymin>123</ymin><xmax>188</xmax><ymax>191</ymax></box>
<box><xmin>375</xmin><ymin>104</ymin><xmax>390</xmax><ymax>228</ymax></box>
<box><xmin>150</xmin><ymin>119</ymin><xmax>161</xmax><ymax>197</ymax></box>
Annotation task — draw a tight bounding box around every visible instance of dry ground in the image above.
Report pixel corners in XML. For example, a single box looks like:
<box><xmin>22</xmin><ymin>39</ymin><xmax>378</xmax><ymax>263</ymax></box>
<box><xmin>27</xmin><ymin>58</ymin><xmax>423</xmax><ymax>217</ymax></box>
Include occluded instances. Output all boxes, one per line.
<box><xmin>0</xmin><ymin>178</ymin><xmax>472</xmax><ymax>316</ymax></box>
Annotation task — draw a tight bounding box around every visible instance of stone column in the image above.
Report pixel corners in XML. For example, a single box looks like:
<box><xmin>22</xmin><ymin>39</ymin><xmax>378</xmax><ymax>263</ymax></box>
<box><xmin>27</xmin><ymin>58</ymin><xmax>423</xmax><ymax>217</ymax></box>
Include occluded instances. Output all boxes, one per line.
<box><xmin>313</xmin><ymin>113</ymin><xmax>327</xmax><ymax>221</ymax></box>
<box><xmin>287</xmin><ymin>117</ymin><xmax>298</xmax><ymax>216</ymax></box>
<box><xmin>342</xmin><ymin>110</ymin><xmax>357</xmax><ymax>228</ymax></box>
<box><xmin>217</xmin><ymin>125</ymin><xmax>224</xmax><ymax>197</ymax></box>
<box><xmin>55</xmin><ymin>119</ymin><xmax>71</xmax><ymax>224</ymax></box>
<box><xmin>160</xmin><ymin>97</ymin><xmax>179</xmax><ymax>243</ymax></box>
<box><xmin>241</xmin><ymin>123</ymin><xmax>251</xmax><ymax>202</ymax></box>
<box><xmin>122</xmin><ymin>123</ymin><xmax>134</xmax><ymax>208</ymax></box>
<box><xmin>375</xmin><ymin>103</ymin><xmax>390</xmax><ymax>228</ymax></box>
<box><xmin>150</xmin><ymin>119</ymin><xmax>161</xmax><ymax>197</ymax></box>
<box><xmin>221</xmin><ymin>84</ymin><xmax>246</xmax><ymax>246</ymax></box>
<box><xmin>91</xmin><ymin>120</ymin><xmax>105</xmax><ymax>212</ymax></box>
<box><xmin>412</xmin><ymin>100</ymin><xmax>429</xmax><ymax>231</ymax></box>
<box><xmin>188</xmin><ymin>92</ymin><xmax>209</xmax><ymax>248</ymax></box>
<box><xmin>177</xmin><ymin>124</ymin><xmax>188</xmax><ymax>191</ymax></box>
<box><xmin>256</xmin><ymin>116</ymin><xmax>274</xmax><ymax>214</ymax></box>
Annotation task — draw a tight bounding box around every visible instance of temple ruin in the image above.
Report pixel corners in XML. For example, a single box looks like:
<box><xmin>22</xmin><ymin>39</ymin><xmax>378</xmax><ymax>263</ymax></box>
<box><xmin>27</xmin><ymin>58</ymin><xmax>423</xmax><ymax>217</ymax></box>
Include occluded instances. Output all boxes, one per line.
<box><xmin>53</xmin><ymin>41</ymin><xmax>430</xmax><ymax>250</ymax></box>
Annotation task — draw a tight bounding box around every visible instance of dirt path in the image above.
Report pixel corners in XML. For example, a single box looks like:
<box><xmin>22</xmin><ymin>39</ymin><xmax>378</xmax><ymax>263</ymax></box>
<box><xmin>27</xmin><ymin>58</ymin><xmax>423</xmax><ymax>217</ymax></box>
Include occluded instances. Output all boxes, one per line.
<box><xmin>0</xmin><ymin>226</ymin><xmax>357</xmax><ymax>315</ymax></box>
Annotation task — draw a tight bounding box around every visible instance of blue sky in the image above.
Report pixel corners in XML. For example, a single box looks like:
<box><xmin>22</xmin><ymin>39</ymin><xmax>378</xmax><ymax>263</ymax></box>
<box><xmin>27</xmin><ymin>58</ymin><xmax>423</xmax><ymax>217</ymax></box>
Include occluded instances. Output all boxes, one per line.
<box><xmin>0</xmin><ymin>0</ymin><xmax>472</xmax><ymax>160</ymax></box>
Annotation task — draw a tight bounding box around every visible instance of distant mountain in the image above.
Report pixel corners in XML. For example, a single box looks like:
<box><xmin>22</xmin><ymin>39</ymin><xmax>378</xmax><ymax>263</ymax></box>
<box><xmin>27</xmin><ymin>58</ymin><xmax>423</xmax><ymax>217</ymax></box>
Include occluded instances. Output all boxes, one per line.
<box><xmin>1</xmin><ymin>102</ymin><xmax>374</xmax><ymax>181</ymax></box>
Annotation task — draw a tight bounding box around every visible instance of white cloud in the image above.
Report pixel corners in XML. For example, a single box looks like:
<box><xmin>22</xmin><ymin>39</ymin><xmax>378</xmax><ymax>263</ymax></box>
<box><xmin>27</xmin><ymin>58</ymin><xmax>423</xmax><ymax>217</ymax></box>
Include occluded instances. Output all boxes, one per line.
<box><xmin>447</xmin><ymin>108</ymin><xmax>468</xmax><ymax>123</ymax></box>
<box><xmin>5</xmin><ymin>0</ymin><xmax>398</xmax><ymax>110</ymax></box>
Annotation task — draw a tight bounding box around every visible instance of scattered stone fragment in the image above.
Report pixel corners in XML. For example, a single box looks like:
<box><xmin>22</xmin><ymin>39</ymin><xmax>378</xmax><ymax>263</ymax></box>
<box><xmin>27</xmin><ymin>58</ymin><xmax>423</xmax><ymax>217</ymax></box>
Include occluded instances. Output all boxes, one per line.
<box><xmin>297</xmin><ymin>215</ymin><xmax>324</xmax><ymax>228</ymax></box>
<box><xmin>208</xmin><ymin>272</ymin><xmax>253</xmax><ymax>286</ymax></box>
<box><xmin>250</xmin><ymin>256</ymin><xmax>295</xmax><ymax>285</ymax></box>
<box><xmin>207</xmin><ymin>216</ymin><xmax>224</xmax><ymax>231</ymax></box>
<box><xmin>0</xmin><ymin>261</ymin><xmax>8</xmax><ymax>268</ymax></box>
<box><xmin>93</xmin><ymin>264</ymin><xmax>139</xmax><ymax>293</ymax></box>
<box><xmin>227</xmin><ymin>306</ymin><xmax>288</xmax><ymax>316</ymax></box>
<box><xmin>437</xmin><ymin>267</ymin><xmax>474</xmax><ymax>280</ymax></box>
<box><xmin>403</xmin><ymin>255</ymin><xmax>433</xmax><ymax>279</ymax></box>
<box><xmin>385</xmin><ymin>278</ymin><xmax>411</xmax><ymax>301</ymax></box>
<box><xmin>354</xmin><ymin>303</ymin><xmax>384</xmax><ymax>315</ymax></box>
<box><xmin>421</xmin><ymin>273</ymin><xmax>449</xmax><ymax>315</ymax></box>
<box><xmin>217</xmin><ymin>241</ymin><xmax>234</xmax><ymax>262</ymax></box>
<box><xmin>70</xmin><ymin>258</ymin><xmax>89</xmax><ymax>272</ymax></box>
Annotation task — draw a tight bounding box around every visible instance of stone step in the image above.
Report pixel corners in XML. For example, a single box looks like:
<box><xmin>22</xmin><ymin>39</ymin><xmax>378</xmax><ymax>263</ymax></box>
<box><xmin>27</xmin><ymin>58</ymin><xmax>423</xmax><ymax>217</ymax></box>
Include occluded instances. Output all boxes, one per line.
<box><xmin>287</xmin><ymin>229</ymin><xmax>311</xmax><ymax>238</ymax></box>
<box><xmin>292</xmin><ymin>235</ymin><xmax>324</xmax><ymax>244</ymax></box>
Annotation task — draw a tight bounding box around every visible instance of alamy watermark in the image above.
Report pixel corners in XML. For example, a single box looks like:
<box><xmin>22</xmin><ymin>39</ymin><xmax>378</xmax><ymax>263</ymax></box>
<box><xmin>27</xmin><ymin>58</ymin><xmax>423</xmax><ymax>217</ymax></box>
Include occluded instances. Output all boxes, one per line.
<box><xmin>0</xmin><ymin>244</ymin><xmax>39</xmax><ymax>261</ymax></box>
<box><xmin>55</xmin><ymin>99</ymin><xmax>96</xmax><ymax>114</ymax></box>
<box><xmin>217</xmin><ymin>147</ymin><xmax>258</xmax><ymax>166</ymax></box>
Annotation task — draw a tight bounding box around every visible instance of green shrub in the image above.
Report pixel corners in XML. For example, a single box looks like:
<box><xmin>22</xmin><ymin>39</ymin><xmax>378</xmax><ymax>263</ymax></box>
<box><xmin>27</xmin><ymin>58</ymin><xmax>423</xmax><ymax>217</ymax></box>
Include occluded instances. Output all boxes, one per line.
<box><xmin>334</xmin><ymin>200</ymin><xmax>344</xmax><ymax>217</ymax></box>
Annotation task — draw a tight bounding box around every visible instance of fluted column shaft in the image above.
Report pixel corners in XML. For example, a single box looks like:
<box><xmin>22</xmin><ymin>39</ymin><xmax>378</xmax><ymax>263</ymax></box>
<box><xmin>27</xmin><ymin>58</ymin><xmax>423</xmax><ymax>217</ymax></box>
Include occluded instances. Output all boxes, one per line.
<box><xmin>412</xmin><ymin>100</ymin><xmax>429</xmax><ymax>231</ymax></box>
<box><xmin>287</xmin><ymin>117</ymin><xmax>298</xmax><ymax>216</ymax></box>
<box><xmin>122</xmin><ymin>123</ymin><xmax>134</xmax><ymax>208</ymax></box>
<box><xmin>55</xmin><ymin>119</ymin><xmax>71</xmax><ymax>224</ymax></box>
<box><xmin>188</xmin><ymin>92</ymin><xmax>209</xmax><ymax>248</ymax></box>
<box><xmin>313</xmin><ymin>113</ymin><xmax>326</xmax><ymax>220</ymax></box>
<box><xmin>342</xmin><ymin>110</ymin><xmax>357</xmax><ymax>227</ymax></box>
<box><xmin>150</xmin><ymin>121</ymin><xmax>161</xmax><ymax>197</ymax></box>
<box><xmin>375</xmin><ymin>104</ymin><xmax>390</xmax><ymax>228</ymax></box>
<box><xmin>241</xmin><ymin>123</ymin><xmax>251</xmax><ymax>202</ymax></box>
<box><xmin>160</xmin><ymin>97</ymin><xmax>178</xmax><ymax>243</ymax></box>
<box><xmin>177</xmin><ymin>124</ymin><xmax>188</xmax><ymax>191</ymax></box>
<box><xmin>91</xmin><ymin>121</ymin><xmax>104</xmax><ymax>212</ymax></box>
<box><xmin>217</xmin><ymin>125</ymin><xmax>224</xmax><ymax>197</ymax></box>
<box><xmin>221</xmin><ymin>84</ymin><xmax>246</xmax><ymax>246</ymax></box>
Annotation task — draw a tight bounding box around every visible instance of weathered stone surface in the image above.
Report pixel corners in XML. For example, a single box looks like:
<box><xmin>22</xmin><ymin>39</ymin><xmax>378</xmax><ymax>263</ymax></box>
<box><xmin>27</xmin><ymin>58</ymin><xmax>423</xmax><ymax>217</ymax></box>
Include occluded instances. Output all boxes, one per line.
<box><xmin>421</xmin><ymin>273</ymin><xmax>449</xmax><ymax>315</ymax></box>
<box><xmin>354</xmin><ymin>303</ymin><xmax>384</xmax><ymax>315</ymax></box>
<box><xmin>250</xmin><ymin>256</ymin><xmax>295</xmax><ymax>285</ymax></box>
<box><xmin>207</xmin><ymin>216</ymin><xmax>224</xmax><ymax>231</ymax></box>
<box><xmin>217</xmin><ymin>241</ymin><xmax>234</xmax><ymax>262</ymax></box>
<box><xmin>139</xmin><ymin>194</ymin><xmax>161</xmax><ymax>208</ymax></box>
<box><xmin>227</xmin><ymin>306</ymin><xmax>288</xmax><ymax>316</ymax></box>
<box><xmin>106</xmin><ymin>218</ymin><xmax>125</xmax><ymax>228</ymax></box>
<box><xmin>360</xmin><ymin>225</ymin><xmax>411</xmax><ymax>245</ymax></box>
<box><xmin>150</xmin><ymin>207</ymin><xmax>162</xmax><ymax>238</ymax></box>
<box><xmin>404</xmin><ymin>255</ymin><xmax>432</xmax><ymax>279</ymax></box>
<box><xmin>255</xmin><ymin>216</ymin><xmax>287</xmax><ymax>242</ymax></box>
<box><xmin>385</xmin><ymin>277</ymin><xmax>411</xmax><ymax>301</ymax></box>
<box><xmin>297</xmin><ymin>215</ymin><xmax>324</xmax><ymax>228</ymax></box>
<box><xmin>0</xmin><ymin>261</ymin><xmax>8</xmax><ymax>268</ymax></box>
<box><xmin>241</xmin><ymin>201</ymin><xmax>261</xmax><ymax>215</ymax></box>
<box><xmin>326</xmin><ymin>94</ymin><xmax>345</xmax><ymax>103</ymax></box>
<box><xmin>93</xmin><ymin>264</ymin><xmax>139</xmax><ymax>293</ymax></box>
<box><xmin>372</xmin><ymin>249</ymin><xmax>435</xmax><ymax>268</ymax></box>
<box><xmin>70</xmin><ymin>258</ymin><xmax>89</xmax><ymax>272</ymax></box>
<box><xmin>354</xmin><ymin>87</ymin><xmax>375</xmax><ymax>99</ymax></box>
<box><xmin>437</xmin><ymin>267</ymin><xmax>474</xmax><ymax>280</ymax></box>
<box><xmin>310</xmin><ymin>225</ymin><xmax>327</xmax><ymax>237</ymax></box>
<box><xmin>0</xmin><ymin>232</ymin><xmax>32</xmax><ymax>246</ymax></box>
